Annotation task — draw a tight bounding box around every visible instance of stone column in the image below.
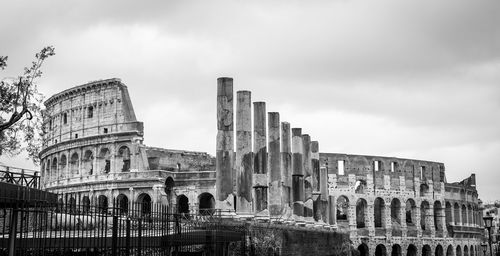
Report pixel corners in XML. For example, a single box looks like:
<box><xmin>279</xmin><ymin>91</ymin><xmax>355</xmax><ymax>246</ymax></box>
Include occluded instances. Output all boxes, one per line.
<box><xmin>281</xmin><ymin>122</ymin><xmax>292</xmax><ymax>210</ymax></box>
<box><xmin>216</xmin><ymin>77</ymin><xmax>235</xmax><ymax>211</ymax></box>
<box><xmin>302</xmin><ymin>134</ymin><xmax>313</xmax><ymax>220</ymax></box>
<box><xmin>268</xmin><ymin>112</ymin><xmax>282</xmax><ymax>218</ymax></box>
<box><xmin>319</xmin><ymin>166</ymin><xmax>329</xmax><ymax>224</ymax></box>
<box><xmin>253</xmin><ymin>102</ymin><xmax>268</xmax><ymax>214</ymax></box>
<box><xmin>329</xmin><ymin>195</ymin><xmax>336</xmax><ymax>227</ymax></box>
<box><xmin>291</xmin><ymin>128</ymin><xmax>304</xmax><ymax>218</ymax></box>
<box><xmin>400</xmin><ymin>202</ymin><xmax>407</xmax><ymax>237</ymax></box>
<box><xmin>235</xmin><ymin>91</ymin><xmax>253</xmax><ymax>215</ymax></box>
<box><xmin>311</xmin><ymin>141</ymin><xmax>321</xmax><ymax>222</ymax></box>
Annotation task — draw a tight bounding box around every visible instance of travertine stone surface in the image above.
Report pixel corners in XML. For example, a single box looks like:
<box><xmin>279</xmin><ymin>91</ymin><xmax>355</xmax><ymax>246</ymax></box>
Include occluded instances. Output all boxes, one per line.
<box><xmin>236</xmin><ymin>91</ymin><xmax>253</xmax><ymax>214</ymax></box>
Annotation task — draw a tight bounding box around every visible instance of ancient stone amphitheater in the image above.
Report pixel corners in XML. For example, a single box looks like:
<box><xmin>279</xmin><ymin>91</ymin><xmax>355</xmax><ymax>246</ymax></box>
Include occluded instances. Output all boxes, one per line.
<box><xmin>40</xmin><ymin>78</ymin><xmax>483</xmax><ymax>256</ymax></box>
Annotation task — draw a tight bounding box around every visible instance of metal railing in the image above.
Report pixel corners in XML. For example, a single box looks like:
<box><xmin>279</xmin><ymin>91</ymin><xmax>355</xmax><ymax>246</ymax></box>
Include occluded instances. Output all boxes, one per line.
<box><xmin>0</xmin><ymin>165</ymin><xmax>40</xmax><ymax>189</ymax></box>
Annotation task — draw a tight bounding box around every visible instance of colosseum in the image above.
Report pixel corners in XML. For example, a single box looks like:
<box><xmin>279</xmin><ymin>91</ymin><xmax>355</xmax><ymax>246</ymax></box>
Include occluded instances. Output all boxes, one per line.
<box><xmin>39</xmin><ymin>77</ymin><xmax>484</xmax><ymax>256</ymax></box>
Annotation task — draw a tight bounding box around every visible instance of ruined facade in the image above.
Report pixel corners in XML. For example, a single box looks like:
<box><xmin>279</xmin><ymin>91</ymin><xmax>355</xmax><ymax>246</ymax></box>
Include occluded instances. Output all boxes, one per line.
<box><xmin>39</xmin><ymin>78</ymin><xmax>216</xmax><ymax>214</ymax></box>
<box><xmin>39</xmin><ymin>77</ymin><xmax>484</xmax><ymax>256</ymax></box>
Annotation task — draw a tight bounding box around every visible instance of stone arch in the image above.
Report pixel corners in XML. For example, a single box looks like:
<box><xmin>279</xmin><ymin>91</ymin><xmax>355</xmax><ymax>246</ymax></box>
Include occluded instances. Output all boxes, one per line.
<box><xmin>454</xmin><ymin>203</ymin><xmax>461</xmax><ymax>225</ymax></box>
<box><xmin>464</xmin><ymin>246</ymin><xmax>469</xmax><ymax>256</ymax></box>
<box><xmin>374</xmin><ymin>197</ymin><xmax>386</xmax><ymax>228</ymax></box>
<box><xmin>376</xmin><ymin>244</ymin><xmax>387</xmax><ymax>256</ymax></box>
<box><xmin>422</xmin><ymin>245</ymin><xmax>432</xmax><ymax>256</ymax></box>
<box><xmin>467</xmin><ymin>204</ymin><xmax>473</xmax><ymax>225</ymax></box>
<box><xmin>436</xmin><ymin>245</ymin><xmax>444</xmax><ymax>256</ymax></box>
<box><xmin>99</xmin><ymin>147</ymin><xmax>111</xmax><ymax>174</ymax></box>
<box><xmin>434</xmin><ymin>201</ymin><xmax>444</xmax><ymax>231</ymax></box>
<box><xmin>83</xmin><ymin>150</ymin><xmax>94</xmax><ymax>175</ymax></box>
<box><xmin>446</xmin><ymin>245</ymin><xmax>454</xmax><ymax>256</ymax></box>
<box><xmin>392</xmin><ymin>244</ymin><xmax>402</xmax><ymax>256</ymax></box>
<box><xmin>421</xmin><ymin>200</ymin><xmax>430</xmax><ymax>230</ymax></box>
<box><xmin>70</xmin><ymin>152</ymin><xmax>79</xmax><ymax>176</ymax></box>
<box><xmin>199</xmin><ymin>192</ymin><xmax>215</xmax><ymax>215</ymax></box>
<box><xmin>391</xmin><ymin>198</ymin><xmax>402</xmax><ymax>224</ymax></box>
<box><xmin>406</xmin><ymin>199</ymin><xmax>417</xmax><ymax>225</ymax></box>
<box><xmin>117</xmin><ymin>145</ymin><xmax>131</xmax><ymax>172</ymax></box>
<box><xmin>98</xmin><ymin>195</ymin><xmax>108</xmax><ymax>214</ymax></box>
<box><xmin>82</xmin><ymin>196</ymin><xmax>90</xmax><ymax>213</ymax></box>
<box><xmin>336</xmin><ymin>195</ymin><xmax>349</xmax><ymax>222</ymax></box>
<box><xmin>165</xmin><ymin>177</ymin><xmax>175</xmax><ymax>195</ymax></box>
<box><xmin>116</xmin><ymin>194</ymin><xmax>129</xmax><ymax>215</ymax></box>
<box><xmin>51</xmin><ymin>157</ymin><xmax>58</xmax><ymax>180</ymax></box>
<box><xmin>177</xmin><ymin>194</ymin><xmax>189</xmax><ymax>214</ymax></box>
<box><xmin>356</xmin><ymin>198</ymin><xmax>368</xmax><ymax>228</ymax></box>
<box><xmin>470</xmin><ymin>246</ymin><xmax>474</xmax><ymax>256</ymax></box>
<box><xmin>59</xmin><ymin>154</ymin><xmax>67</xmax><ymax>179</ymax></box>
<box><xmin>461</xmin><ymin>204</ymin><xmax>467</xmax><ymax>225</ymax></box>
<box><xmin>45</xmin><ymin>159</ymin><xmax>51</xmax><ymax>181</ymax></box>
<box><xmin>408</xmin><ymin>244</ymin><xmax>418</xmax><ymax>256</ymax></box>
<box><xmin>358</xmin><ymin>243</ymin><xmax>369</xmax><ymax>256</ymax></box>
<box><xmin>137</xmin><ymin>193</ymin><xmax>152</xmax><ymax>215</ymax></box>
<box><xmin>456</xmin><ymin>246</ymin><xmax>462</xmax><ymax>256</ymax></box>
<box><xmin>68</xmin><ymin>196</ymin><xmax>76</xmax><ymax>213</ymax></box>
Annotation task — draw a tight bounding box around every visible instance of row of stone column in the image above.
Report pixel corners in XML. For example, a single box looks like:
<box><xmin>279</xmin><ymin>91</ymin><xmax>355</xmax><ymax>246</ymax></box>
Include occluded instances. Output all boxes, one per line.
<box><xmin>215</xmin><ymin>77</ymin><xmax>333</xmax><ymax>224</ymax></box>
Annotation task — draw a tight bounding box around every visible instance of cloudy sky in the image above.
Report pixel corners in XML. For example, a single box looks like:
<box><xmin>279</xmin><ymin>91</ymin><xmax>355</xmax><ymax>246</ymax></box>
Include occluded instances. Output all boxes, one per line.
<box><xmin>1</xmin><ymin>0</ymin><xmax>499</xmax><ymax>201</ymax></box>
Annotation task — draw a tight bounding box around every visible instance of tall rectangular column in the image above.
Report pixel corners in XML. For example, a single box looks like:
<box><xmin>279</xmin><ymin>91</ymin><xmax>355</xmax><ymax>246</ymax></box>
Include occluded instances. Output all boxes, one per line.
<box><xmin>281</xmin><ymin>122</ymin><xmax>292</xmax><ymax>210</ymax></box>
<box><xmin>236</xmin><ymin>91</ymin><xmax>253</xmax><ymax>214</ymax></box>
<box><xmin>216</xmin><ymin>77</ymin><xmax>235</xmax><ymax>211</ymax></box>
<box><xmin>253</xmin><ymin>102</ymin><xmax>268</xmax><ymax>214</ymax></box>
<box><xmin>292</xmin><ymin>128</ymin><xmax>304</xmax><ymax>218</ymax></box>
<box><xmin>320</xmin><ymin>166</ymin><xmax>329</xmax><ymax>224</ymax></box>
<box><xmin>268</xmin><ymin>112</ymin><xmax>282</xmax><ymax>218</ymax></box>
<box><xmin>302</xmin><ymin>134</ymin><xmax>313</xmax><ymax>219</ymax></box>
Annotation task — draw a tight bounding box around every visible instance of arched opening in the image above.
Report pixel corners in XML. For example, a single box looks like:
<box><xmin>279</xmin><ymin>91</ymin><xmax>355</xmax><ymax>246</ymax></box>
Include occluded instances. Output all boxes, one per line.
<box><xmin>51</xmin><ymin>157</ymin><xmax>58</xmax><ymax>180</ymax></box>
<box><xmin>464</xmin><ymin>246</ymin><xmax>469</xmax><ymax>256</ymax></box>
<box><xmin>421</xmin><ymin>201</ymin><xmax>430</xmax><ymax>231</ymax></box>
<box><xmin>82</xmin><ymin>196</ymin><xmax>90</xmax><ymax>214</ymax></box>
<box><xmin>45</xmin><ymin>159</ymin><xmax>51</xmax><ymax>181</ymax></box>
<box><xmin>116</xmin><ymin>194</ymin><xmax>129</xmax><ymax>215</ymax></box>
<box><xmin>470</xmin><ymin>245</ymin><xmax>474</xmax><ymax>256</ymax></box>
<box><xmin>198</xmin><ymin>192</ymin><xmax>215</xmax><ymax>215</ymax></box>
<box><xmin>59</xmin><ymin>154</ymin><xmax>67</xmax><ymax>179</ymax></box>
<box><xmin>406</xmin><ymin>199</ymin><xmax>417</xmax><ymax>225</ymax></box>
<box><xmin>376</xmin><ymin>244</ymin><xmax>387</xmax><ymax>256</ymax></box>
<box><xmin>118</xmin><ymin>146</ymin><xmax>131</xmax><ymax>172</ymax></box>
<box><xmin>467</xmin><ymin>205</ymin><xmax>473</xmax><ymax>225</ymax></box>
<box><xmin>407</xmin><ymin>244</ymin><xmax>418</xmax><ymax>256</ymax></box>
<box><xmin>391</xmin><ymin>198</ymin><xmax>401</xmax><ymax>225</ymax></box>
<box><xmin>358</xmin><ymin>243</ymin><xmax>369</xmax><ymax>256</ymax></box>
<box><xmin>434</xmin><ymin>201</ymin><xmax>444</xmax><ymax>231</ymax></box>
<box><xmin>374</xmin><ymin>197</ymin><xmax>386</xmax><ymax>228</ymax></box>
<box><xmin>356</xmin><ymin>198</ymin><xmax>368</xmax><ymax>228</ymax></box>
<box><xmin>392</xmin><ymin>244</ymin><xmax>402</xmax><ymax>256</ymax></box>
<box><xmin>137</xmin><ymin>193</ymin><xmax>152</xmax><ymax>215</ymax></box>
<box><xmin>177</xmin><ymin>195</ymin><xmax>189</xmax><ymax>214</ymax></box>
<box><xmin>165</xmin><ymin>177</ymin><xmax>175</xmax><ymax>195</ymax></box>
<box><xmin>99</xmin><ymin>148</ymin><xmax>111</xmax><ymax>174</ymax></box>
<box><xmin>454</xmin><ymin>203</ymin><xmax>461</xmax><ymax>225</ymax></box>
<box><xmin>336</xmin><ymin>196</ymin><xmax>349</xmax><ymax>227</ymax></box>
<box><xmin>446</xmin><ymin>245</ymin><xmax>454</xmax><ymax>256</ymax></box>
<box><xmin>355</xmin><ymin>180</ymin><xmax>367</xmax><ymax>194</ymax></box>
<box><xmin>98</xmin><ymin>195</ymin><xmax>108</xmax><ymax>214</ymax></box>
<box><xmin>435</xmin><ymin>245</ymin><xmax>444</xmax><ymax>256</ymax></box>
<box><xmin>70</xmin><ymin>153</ymin><xmax>79</xmax><ymax>177</ymax></box>
<box><xmin>422</xmin><ymin>245</ymin><xmax>432</xmax><ymax>256</ymax></box>
<box><xmin>461</xmin><ymin>205</ymin><xmax>467</xmax><ymax>225</ymax></box>
<box><xmin>420</xmin><ymin>184</ymin><xmax>429</xmax><ymax>196</ymax></box>
<box><xmin>68</xmin><ymin>196</ymin><xmax>76</xmax><ymax>213</ymax></box>
<box><xmin>83</xmin><ymin>150</ymin><xmax>94</xmax><ymax>175</ymax></box>
<box><xmin>456</xmin><ymin>246</ymin><xmax>462</xmax><ymax>256</ymax></box>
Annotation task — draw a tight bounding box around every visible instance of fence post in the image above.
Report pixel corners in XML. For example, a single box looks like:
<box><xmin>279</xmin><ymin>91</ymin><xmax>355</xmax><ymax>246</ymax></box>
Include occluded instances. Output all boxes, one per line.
<box><xmin>8</xmin><ymin>209</ymin><xmax>19</xmax><ymax>256</ymax></box>
<box><xmin>126</xmin><ymin>218</ymin><xmax>131</xmax><ymax>256</ymax></box>
<box><xmin>112</xmin><ymin>215</ymin><xmax>118</xmax><ymax>256</ymax></box>
<box><xmin>138</xmin><ymin>218</ymin><xmax>142</xmax><ymax>256</ymax></box>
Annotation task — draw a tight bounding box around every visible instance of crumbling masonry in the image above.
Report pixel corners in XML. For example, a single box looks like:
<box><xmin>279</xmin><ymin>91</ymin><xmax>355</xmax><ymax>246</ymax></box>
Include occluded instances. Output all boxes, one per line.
<box><xmin>40</xmin><ymin>77</ymin><xmax>483</xmax><ymax>256</ymax></box>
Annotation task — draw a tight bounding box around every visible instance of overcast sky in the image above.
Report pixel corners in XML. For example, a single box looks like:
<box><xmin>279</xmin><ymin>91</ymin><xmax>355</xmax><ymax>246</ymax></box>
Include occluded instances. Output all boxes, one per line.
<box><xmin>1</xmin><ymin>0</ymin><xmax>499</xmax><ymax>201</ymax></box>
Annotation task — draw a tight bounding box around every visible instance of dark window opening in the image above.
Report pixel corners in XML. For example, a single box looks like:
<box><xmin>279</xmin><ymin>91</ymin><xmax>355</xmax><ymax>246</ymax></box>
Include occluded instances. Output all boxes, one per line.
<box><xmin>88</xmin><ymin>106</ymin><xmax>93</xmax><ymax>118</ymax></box>
<box><xmin>103</xmin><ymin>128</ymin><xmax>108</xmax><ymax>134</ymax></box>
<box><xmin>122</xmin><ymin>159</ymin><xmax>130</xmax><ymax>172</ymax></box>
<box><xmin>63</xmin><ymin>113</ymin><xmax>67</xmax><ymax>124</ymax></box>
<box><xmin>75</xmin><ymin>133</ymin><xmax>78</xmax><ymax>139</ymax></box>
<box><xmin>104</xmin><ymin>160</ymin><xmax>110</xmax><ymax>173</ymax></box>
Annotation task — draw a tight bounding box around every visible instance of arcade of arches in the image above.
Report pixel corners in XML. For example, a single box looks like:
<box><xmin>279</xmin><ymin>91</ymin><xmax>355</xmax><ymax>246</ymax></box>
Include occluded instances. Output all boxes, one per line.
<box><xmin>358</xmin><ymin>243</ymin><xmax>480</xmax><ymax>256</ymax></box>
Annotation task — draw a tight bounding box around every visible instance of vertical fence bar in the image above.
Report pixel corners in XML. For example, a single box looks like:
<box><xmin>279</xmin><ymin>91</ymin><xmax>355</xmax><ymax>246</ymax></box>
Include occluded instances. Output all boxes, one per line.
<box><xmin>138</xmin><ymin>218</ymin><xmax>142</xmax><ymax>256</ymax></box>
<box><xmin>112</xmin><ymin>215</ymin><xmax>118</xmax><ymax>256</ymax></box>
<box><xmin>8</xmin><ymin>208</ymin><xmax>18</xmax><ymax>256</ymax></box>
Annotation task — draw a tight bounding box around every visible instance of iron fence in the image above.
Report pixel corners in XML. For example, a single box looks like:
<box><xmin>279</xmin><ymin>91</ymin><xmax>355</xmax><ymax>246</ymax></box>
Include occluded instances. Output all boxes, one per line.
<box><xmin>0</xmin><ymin>199</ymin><xmax>255</xmax><ymax>256</ymax></box>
